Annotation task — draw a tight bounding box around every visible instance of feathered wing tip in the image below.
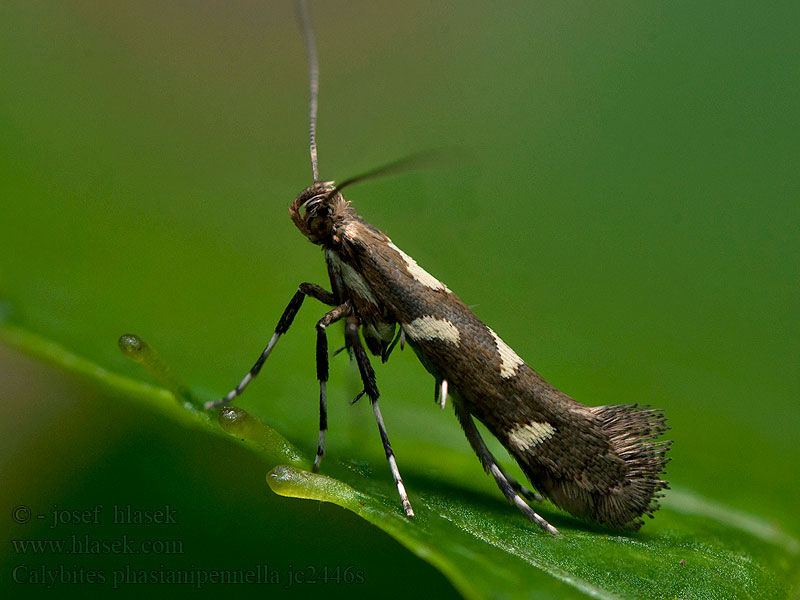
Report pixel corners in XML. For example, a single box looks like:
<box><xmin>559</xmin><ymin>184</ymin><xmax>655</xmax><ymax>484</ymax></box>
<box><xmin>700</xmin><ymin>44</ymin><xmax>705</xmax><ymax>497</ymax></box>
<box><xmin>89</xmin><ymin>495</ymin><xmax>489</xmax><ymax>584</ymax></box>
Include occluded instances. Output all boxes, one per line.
<box><xmin>519</xmin><ymin>402</ymin><xmax>672</xmax><ymax>531</ymax></box>
<box><xmin>590</xmin><ymin>403</ymin><xmax>672</xmax><ymax>530</ymax></box>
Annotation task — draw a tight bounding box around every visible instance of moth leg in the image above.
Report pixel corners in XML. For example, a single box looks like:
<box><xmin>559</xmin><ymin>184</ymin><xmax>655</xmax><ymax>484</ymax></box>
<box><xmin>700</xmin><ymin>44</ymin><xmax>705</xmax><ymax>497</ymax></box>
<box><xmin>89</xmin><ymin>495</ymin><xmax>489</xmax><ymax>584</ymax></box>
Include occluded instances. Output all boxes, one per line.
<box><xmin>205</xmin><ymin>283</ymin><xmax>337</xmax><ymax>410</ymax></box>
<box><xmin>381</xmin><ymin>326</ymin><xmax>406</xmax><ymax>362</ymax></box>
<box><xmin>299</xmin><ymin>282</ymin><xmax>337</xmax><ymax>305</ymax></box>
<box><xmin>344</xmin><ymin>316</ymin><xmax>415</xmax><ymax>518</ymax></box>
<box><xmin>501</xmin><ymin>469</ymin><xmax>543</xmax><ymax>503</ymax></box>
<box><xmin>456</xmin><ymin>404</ymin><xmax>541</xmax><ymax>502</ymax></box>
<box><xmin>373</xmin><ymin>399</ymin><xmax>415</xmax><ymax>518</ymax></box>
<box><xmin>437</xmin><ymin>385</ymin><xmax>538</xmax><ymax>501</ymax></box>
<box><xmin>454</xmin><ymin>399</ymin><xmax>557</xmax><ymax>535</ymax></box>
<box><xmin>313</xmin><ymin>303</ymin><xmax>352</xmax><ymax>472</ymax></box>
<box><xmin>344</xmin><ymin>316</ymin><xmax>379</xmax><ymax>401</ymax></box>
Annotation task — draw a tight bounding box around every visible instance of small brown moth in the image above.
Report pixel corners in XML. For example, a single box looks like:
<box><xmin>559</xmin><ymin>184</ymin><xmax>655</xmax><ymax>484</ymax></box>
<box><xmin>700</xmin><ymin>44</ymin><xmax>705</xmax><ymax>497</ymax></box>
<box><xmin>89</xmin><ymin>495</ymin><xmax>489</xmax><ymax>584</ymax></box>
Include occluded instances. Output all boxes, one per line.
<box><xmin>207</xmin><ymin>1</ymin><xmax>671</xmax><ymax>535</ymax></box>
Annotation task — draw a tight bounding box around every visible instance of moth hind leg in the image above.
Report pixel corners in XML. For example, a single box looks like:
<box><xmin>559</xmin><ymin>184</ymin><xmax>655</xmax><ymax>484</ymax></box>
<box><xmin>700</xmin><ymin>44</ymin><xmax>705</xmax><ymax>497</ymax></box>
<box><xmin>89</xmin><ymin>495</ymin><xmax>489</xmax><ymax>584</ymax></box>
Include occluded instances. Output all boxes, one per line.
<box><xmin>453</xmin><ymin>399</ymin><xmax>557</xmax><ymax>535</ymax></box>
<box><xmin>503</xmin><ymin>470</ymin><xmax>543</xmax><ymax>503</ymax></box>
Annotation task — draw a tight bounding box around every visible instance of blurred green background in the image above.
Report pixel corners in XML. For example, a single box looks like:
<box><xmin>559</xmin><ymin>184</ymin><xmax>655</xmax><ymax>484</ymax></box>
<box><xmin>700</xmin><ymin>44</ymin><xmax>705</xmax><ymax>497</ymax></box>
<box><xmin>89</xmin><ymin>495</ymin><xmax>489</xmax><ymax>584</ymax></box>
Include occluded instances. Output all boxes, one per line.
<box><xmin>1</xmin><ymin>1</ymin><xmax>798</xmax><ymax>598</ymax></box>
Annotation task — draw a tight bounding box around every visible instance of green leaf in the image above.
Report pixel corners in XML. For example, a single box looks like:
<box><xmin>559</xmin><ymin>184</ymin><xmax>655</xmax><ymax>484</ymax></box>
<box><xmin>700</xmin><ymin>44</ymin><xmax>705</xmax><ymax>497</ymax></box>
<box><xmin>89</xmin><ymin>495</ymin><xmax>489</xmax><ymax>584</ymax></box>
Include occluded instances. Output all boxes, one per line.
<box><xmin>2</xmin><ymin>324</ymin><xmax>797</xmax><ymax>599</ymax></box>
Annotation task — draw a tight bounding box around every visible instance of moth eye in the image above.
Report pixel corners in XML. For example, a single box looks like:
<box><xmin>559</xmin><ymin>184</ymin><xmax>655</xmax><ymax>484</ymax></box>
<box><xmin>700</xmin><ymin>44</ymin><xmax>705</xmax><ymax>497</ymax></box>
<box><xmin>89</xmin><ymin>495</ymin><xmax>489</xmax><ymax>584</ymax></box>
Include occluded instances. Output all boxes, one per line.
<box><xmin>308</xmin><ymin>215</ymin><xmax>332</xmax><ymax>239</ymax></box>
<box><xmin>305</xmin><ymin>203</ymin><xmax>329</xmax><ymax>221</ymax></box>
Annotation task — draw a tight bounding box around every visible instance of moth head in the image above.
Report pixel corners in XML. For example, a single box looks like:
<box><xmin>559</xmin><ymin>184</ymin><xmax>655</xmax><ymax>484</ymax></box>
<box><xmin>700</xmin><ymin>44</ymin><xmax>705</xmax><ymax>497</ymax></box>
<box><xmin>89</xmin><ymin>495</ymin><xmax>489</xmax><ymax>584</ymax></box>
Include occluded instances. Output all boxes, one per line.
<box><xmin>289</xmin><ymin>181</ymin><xmax>353</xmax><ymax>245</ymax></box>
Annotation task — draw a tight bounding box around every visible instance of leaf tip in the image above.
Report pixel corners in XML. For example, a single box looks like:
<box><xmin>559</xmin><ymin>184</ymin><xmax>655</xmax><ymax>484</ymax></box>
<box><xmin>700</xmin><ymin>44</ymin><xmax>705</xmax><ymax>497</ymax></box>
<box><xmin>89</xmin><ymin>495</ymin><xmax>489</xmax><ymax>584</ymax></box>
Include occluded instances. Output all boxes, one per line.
<box><xmin>117</xmin><ymin>332</ymin><xmax>198</xmax><ymax>409</ymax></box>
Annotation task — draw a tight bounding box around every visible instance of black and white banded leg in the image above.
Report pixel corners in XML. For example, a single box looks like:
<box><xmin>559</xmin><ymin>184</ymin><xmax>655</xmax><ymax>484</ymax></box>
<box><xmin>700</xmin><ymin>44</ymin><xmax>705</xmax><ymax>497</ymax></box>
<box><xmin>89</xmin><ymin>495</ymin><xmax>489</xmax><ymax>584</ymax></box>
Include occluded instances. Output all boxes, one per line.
<box><xmin>345</xmin><ymin>316</ymin><xmax>415</xmax><ymax>518</ymax></box>
<box><xmin>205</xmin><ymin>283</ymin><xmax>336</xmax><ymax>410</ymax></box>
<box><xmin>453</xmin><ymin>399</ymin><xmax>556</xmax><ymax>535</ymax></box>
<box><xmin>436</xmin><ymin>383</ymin><xmax>540</xmax><ymax>501</ymax></box>
<box><xmin>313</xmin><ymin>303</ymin><xmax>352</xmax><ymax>472</ymax></box>
<box><xmin>449</xmin><ymin>398</ymin><xmax>540</xmax><ymax>504</ymax></box>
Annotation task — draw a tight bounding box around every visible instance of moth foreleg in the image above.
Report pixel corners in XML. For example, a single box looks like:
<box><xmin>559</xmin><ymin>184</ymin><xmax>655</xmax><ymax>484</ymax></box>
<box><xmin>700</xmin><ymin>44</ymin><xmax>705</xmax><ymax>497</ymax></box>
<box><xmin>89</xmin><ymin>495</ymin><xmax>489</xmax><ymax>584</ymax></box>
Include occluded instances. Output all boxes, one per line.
<box><xmin>298</xmin><ymin>282</ymin><xmax>337</xmax><ymax>306</ymax></box>
<box><xmin>453</xmin><ymin>400</ymin><xmax>557</xmax><ymax>535</ymax></box>
<box><xmin>313</xmin><ymin>303</ymin><xmax>352</xmax><ymax>473</ymax></box>
<box><xmin>205</xmin><ymin>283</ymin><xmax>337</xmax><ymax>410</ymax></box>
<box><xmin>344</xmin><ymin>316</ymin><xmax>414</xmax><ymax>518</ymax></box>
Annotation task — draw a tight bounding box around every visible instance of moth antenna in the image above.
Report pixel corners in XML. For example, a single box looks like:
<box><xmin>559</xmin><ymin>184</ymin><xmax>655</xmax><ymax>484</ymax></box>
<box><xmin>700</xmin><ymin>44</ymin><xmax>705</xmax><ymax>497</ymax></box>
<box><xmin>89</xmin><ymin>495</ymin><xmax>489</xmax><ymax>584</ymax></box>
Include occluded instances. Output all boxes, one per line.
<box><xmin>297</xmin><ymin>0</ymin><xmax>320</xmax><ymax>182</ymax></box>
<box><xmin>324</xmin><ymin>149</ymin><xmax>454</xmax><ymax>203</ymax></box>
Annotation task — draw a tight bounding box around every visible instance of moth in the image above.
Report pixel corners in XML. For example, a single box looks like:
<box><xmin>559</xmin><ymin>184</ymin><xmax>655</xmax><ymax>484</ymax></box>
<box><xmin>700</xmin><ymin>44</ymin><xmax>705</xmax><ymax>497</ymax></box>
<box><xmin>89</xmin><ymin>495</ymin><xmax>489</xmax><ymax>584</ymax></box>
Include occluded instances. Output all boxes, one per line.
<box><xmin>207</xmin><ymin>1</ymin><xmax>670</xmax><ymax>535</ymax></box>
